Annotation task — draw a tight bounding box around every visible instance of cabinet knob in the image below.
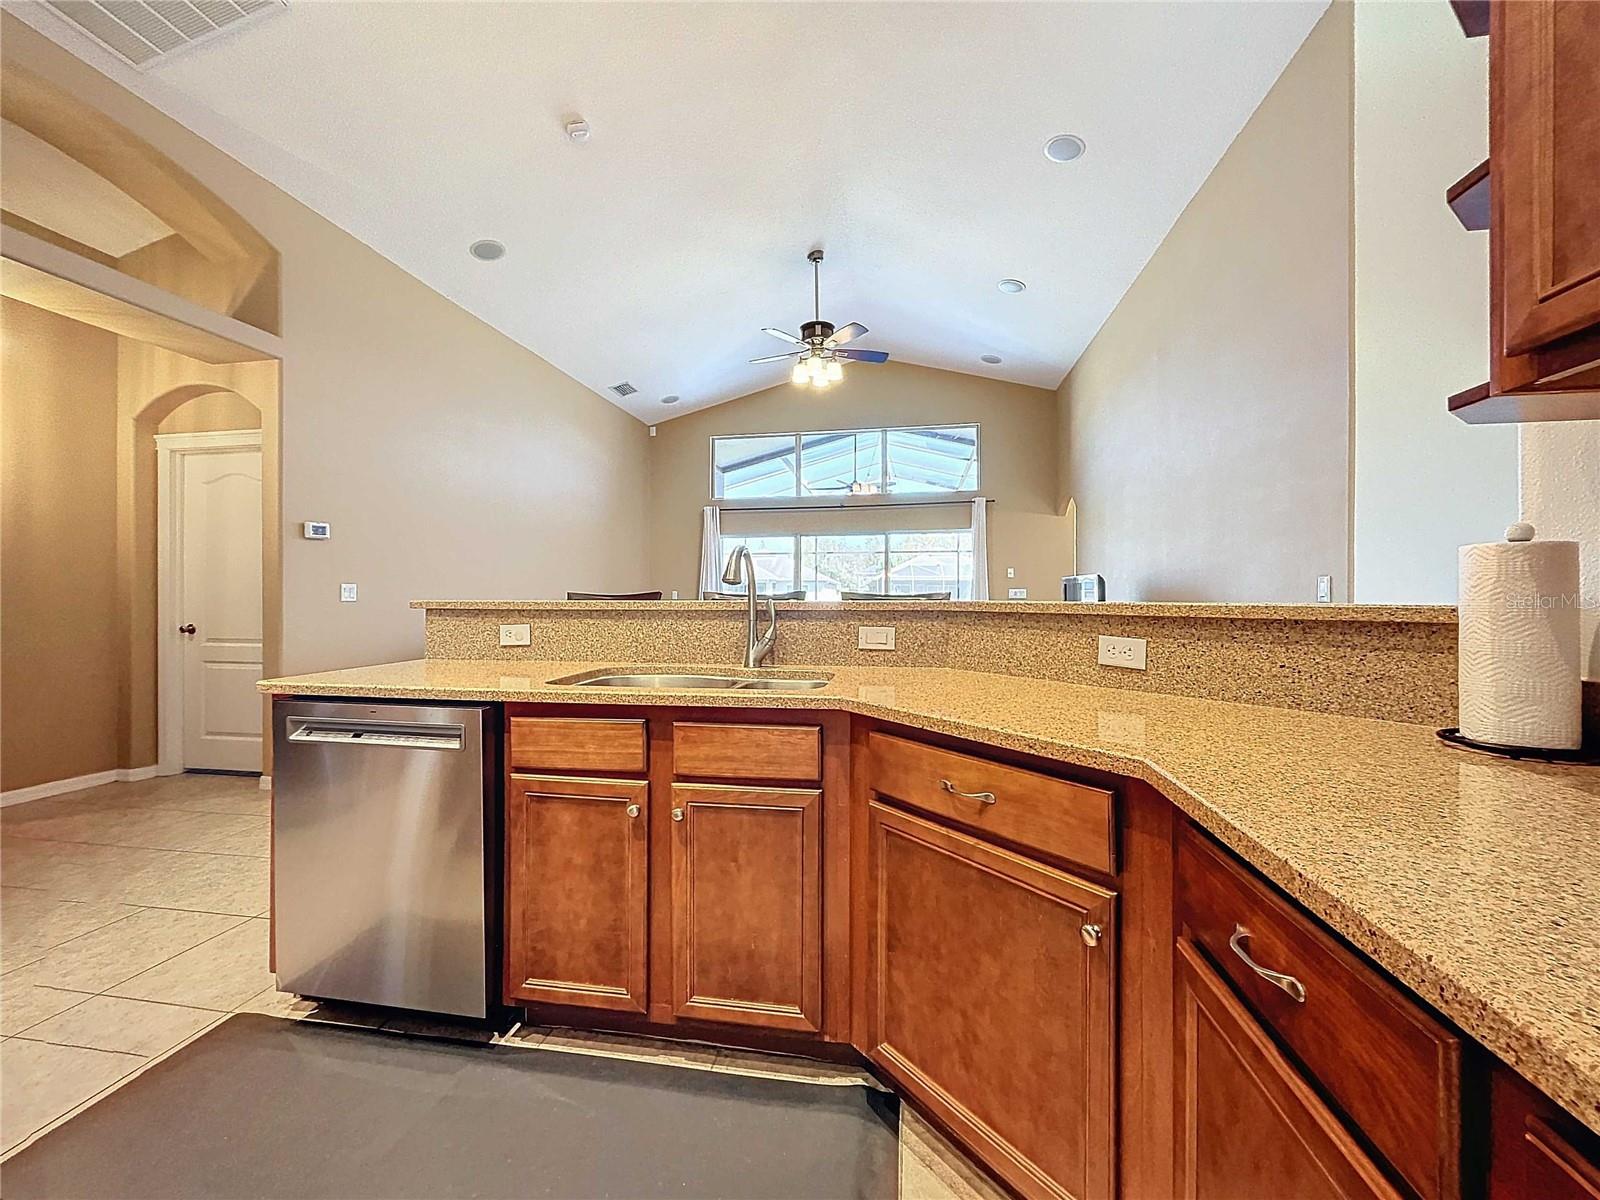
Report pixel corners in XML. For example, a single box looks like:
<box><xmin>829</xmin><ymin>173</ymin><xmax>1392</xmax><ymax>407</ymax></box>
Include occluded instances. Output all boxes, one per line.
<box><xmin>671</xmin><ymin>808</ymin><xmax>684</xmax><ymax>822</ymax></box>
<box><xmin>625</xmin><ymin>803</ymin><xmax>641</xmax><ymax>819</ymax></box>
<box><xmin>1080</xmin><ymin>923</ymin><xmax>1103</xmax><ymax>948</ymax></box>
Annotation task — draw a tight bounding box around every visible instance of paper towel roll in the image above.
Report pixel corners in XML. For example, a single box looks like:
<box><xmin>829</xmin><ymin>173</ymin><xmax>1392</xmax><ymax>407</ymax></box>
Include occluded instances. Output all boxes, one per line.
<box><xmin>1458</xmin><ymin>525</ymin><xmax>1582</xmax><ymax>749</ymax></box>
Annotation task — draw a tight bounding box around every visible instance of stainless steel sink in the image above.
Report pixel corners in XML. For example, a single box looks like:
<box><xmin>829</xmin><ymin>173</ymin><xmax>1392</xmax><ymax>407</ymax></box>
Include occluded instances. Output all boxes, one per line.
<box><xmin>570</xmin><ymin>673</ymin><xmax>829</xmax><ymax>692</ymax></box>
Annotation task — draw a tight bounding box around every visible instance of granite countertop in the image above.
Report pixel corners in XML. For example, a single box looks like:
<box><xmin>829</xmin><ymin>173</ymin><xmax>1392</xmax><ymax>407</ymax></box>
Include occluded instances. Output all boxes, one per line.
<box><xmin>411</xmin><ymin>599</ymin><xmax>1459</xmax><ymax>622</ymax></box>
<box><xmin>259</xmin><ymin>658</ymin><xmax>1600</xmax><ymax>1133</ymax></box>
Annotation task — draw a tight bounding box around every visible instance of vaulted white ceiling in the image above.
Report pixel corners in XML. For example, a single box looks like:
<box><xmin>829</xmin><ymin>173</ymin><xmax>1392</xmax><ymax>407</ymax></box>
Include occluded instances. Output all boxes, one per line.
<box><xmin>17</xmin><ymin>0</ymin><xmax>1327</xmax><ymax>420</ymax></box>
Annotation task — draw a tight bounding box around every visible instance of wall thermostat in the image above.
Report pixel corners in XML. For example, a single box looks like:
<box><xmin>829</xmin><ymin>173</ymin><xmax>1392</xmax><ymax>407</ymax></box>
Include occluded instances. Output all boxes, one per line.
<box><xmin>303</xmin><ymin>521</ymin><xmax>331</xmax><ymax>540</ymax></box>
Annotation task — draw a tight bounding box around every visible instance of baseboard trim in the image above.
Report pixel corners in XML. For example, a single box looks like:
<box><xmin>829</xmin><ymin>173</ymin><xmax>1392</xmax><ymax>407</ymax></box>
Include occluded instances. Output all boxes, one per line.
<box><xmin>1</xmin><ymin>766</ymin><xmax>162</xmax><ymax>808</ymax></box>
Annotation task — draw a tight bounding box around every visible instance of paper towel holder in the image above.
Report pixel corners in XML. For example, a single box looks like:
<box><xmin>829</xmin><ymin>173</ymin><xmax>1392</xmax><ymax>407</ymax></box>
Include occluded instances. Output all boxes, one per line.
<box><xmin>1436</xmin><ymin>727</ymin><xmax>1599</xmax><ymax>763</ymax></box>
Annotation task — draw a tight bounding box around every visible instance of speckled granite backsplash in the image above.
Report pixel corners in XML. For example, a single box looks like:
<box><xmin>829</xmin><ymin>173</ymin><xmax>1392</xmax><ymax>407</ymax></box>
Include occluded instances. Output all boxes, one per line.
<box><xmin>422</xmin><ymin>604</ymin><xmax>1460</xmax><ymax>724</ymax></box>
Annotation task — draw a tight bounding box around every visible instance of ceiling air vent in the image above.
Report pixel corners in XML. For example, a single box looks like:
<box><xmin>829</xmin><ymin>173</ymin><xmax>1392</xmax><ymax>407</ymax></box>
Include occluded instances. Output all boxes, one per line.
<box><xmin>47</xmin><ymin>1</ymin><xmax>287</xmax><ymax>69</ymax></box>
<box><xmin>609</xmin><ymin>382</ymin><xmax>638</xmax><ymax>397</ymax></box>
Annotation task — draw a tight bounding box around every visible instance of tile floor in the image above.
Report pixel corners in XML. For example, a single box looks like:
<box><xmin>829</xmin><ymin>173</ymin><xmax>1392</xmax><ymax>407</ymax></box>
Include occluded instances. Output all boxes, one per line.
<box><xmin>1</xmin><ymin>773</ymin><xmax>1000</xmax><ymax>1197</ymax></box>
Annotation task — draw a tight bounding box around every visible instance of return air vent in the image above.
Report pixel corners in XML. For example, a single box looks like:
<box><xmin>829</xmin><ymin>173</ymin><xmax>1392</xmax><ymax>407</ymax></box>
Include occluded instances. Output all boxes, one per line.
<box><xmin>46</xmin><ymin>1</ymin><xmax>287</xmax><ymax>69</ymax></box>
<box><xmin>609</xmin><ymin>382</ymin><xmax>639</xmax><ymax>397</ymax></box>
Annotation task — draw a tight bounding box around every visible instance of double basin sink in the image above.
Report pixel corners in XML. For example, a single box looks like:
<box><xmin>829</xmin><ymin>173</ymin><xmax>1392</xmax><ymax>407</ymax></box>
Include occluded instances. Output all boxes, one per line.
<box><xmin>560</xmin><ymin>672</ymin><xmax>830</xmax><ymax>693</ymax></box>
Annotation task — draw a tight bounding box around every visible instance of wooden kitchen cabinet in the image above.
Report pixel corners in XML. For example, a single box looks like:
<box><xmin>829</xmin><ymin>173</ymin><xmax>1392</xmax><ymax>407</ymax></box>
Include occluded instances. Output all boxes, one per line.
<box><xmin>863</xmin><ymin>801</ymin><xmax>1117</xmax><ymax>1200</ymax></box>
<box><xmin>504</xmin><ymin>773</ymin><xmax>649</xmax><ymax>1013</ymax></box>
<box><xmin>668</xmin><ymin>782</ymin><xmax>822</xmax><ymax>1032</ymax></box>
<box><xmin>1452</xmin><ymin>0</ymin><xmax>1600</xmax><ymax>422</ymax></box>
<box><xmin>1489</xmin><ymin>1065</ymin><xmax>1600</xmax><ymax>1200</ymax></box>
<box><xmin>1176</xmin><ymin>938</ymin><xmax>1403</xmax><ymax>1200</ymax></box>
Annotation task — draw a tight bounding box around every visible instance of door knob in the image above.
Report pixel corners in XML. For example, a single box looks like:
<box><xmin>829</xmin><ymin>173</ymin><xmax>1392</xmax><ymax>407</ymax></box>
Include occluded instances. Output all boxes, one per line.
<box><xmin>178</xmin><ymin>624</ymin><xmax>197</xmax><ymax>635</ymax></box>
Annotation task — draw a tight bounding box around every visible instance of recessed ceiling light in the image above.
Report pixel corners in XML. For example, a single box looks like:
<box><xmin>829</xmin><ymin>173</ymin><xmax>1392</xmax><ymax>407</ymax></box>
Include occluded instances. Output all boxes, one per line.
<box><xmin>997</xmin><ymin>279</ymin><xmax>1026</xmax><ymax>294</ymax></box>
<box><xmin>660</xmin><ymin>395</ymin><xmax>681</xmax><ymax>405</ymax></box>
<box><xmin>1044</xmin><ymin>134</ymin><xmax>1087</xmax><ymax>163</ymax></box>
<box><xmin>469</xmin><ymin>239</ymin><xmax>505</xmax><ymax>261</ymax></box>
<box><xmin>980</xmin><ymin>354</ymin><xmax>1003</xmax><ymax>365</ymax></box>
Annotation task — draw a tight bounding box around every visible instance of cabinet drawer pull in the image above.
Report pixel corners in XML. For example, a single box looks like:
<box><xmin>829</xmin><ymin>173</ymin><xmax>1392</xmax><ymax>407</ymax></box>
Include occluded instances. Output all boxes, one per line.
<box><xmin>1229</xmin><ymin>924</ymin><xmax>1307</xmax><ymax>1003</ymax></box>
<box><xmin>625</xmin><ymin>803</ymin><xmax>641</xmax><ymax>819</ymax></box>
<box><xmin>939</xmin><ymin>779</ymin><xmax>997</xmax><ymax>805</ymax></box>
<box><xmin>1080</xmin><ymin>922</ymin><xmax>1103</xmax><ymax>948</ymax></box>
<box><xmin>671</xmin><ymin>808</ymin><xmax>684</xmax><ymax>822</ymax></box>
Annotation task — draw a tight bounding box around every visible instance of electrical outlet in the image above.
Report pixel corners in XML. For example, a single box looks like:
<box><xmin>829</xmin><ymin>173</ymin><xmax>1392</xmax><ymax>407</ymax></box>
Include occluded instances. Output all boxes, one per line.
<box><xmin>1316</xmin><ymin>575</ymin><xmax>1333</xmax><ymax>603</ymax></box>
<box><xmin>1097</xmin><ymin>635</ymin><xmax>1147</xmax><ymax>670</ymax></box>
<box><xmin>1008</xmin><ymin>587</ymin><xmax>1027</xmax><ymax>599</ymax></box>
<box><xmin>1006</xmin><ymin>567</ymin><xmax>1015</xmax><ymax>579</ymax></box>
<box><xmin>858</xmin><ymin>626</ymin><xmax>896</xmax><ymax>651</ymax></box>
<box><xmin>499</xmin><ymin>623</ymin><xmax>532</xmax><ymax>647</ymax></box>
<box><xmin>339</xmin><ymin>583</ymin><xmax>358</xmax><ymax>603</ymax></box>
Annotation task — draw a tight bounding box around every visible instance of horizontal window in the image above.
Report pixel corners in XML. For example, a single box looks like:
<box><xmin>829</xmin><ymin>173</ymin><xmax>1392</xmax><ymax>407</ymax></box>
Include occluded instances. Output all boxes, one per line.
<box><xmin>719</xmin><ymin>531</ymin><xmax>974</xmax><ymax>600</ymax></box>
<box><xmin>711</xmin><ymin>424</ymin><xmax>978</xmax><ymax>501</ymax></box>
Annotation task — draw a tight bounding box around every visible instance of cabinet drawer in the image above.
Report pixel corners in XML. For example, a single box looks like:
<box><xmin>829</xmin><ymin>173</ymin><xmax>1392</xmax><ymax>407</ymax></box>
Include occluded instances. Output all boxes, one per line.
<box><xmin>672</xmin><ymin>722</ymin><xmax>821</xmax><ymax>782</ymax></box>
<box><xmin>508</xmin><ymin>717</ymin><xmax>646</xmax><ymax>774</ymax></box>
<box><xmin>866</xmin><ymin>732</ymin><xmax>1114</xmax><ymax>874</ymax></box>
<box><xmin>1177</xmin><ymin>824</ymin><xmax>1461</xmax><ymax>1200</ymax></box>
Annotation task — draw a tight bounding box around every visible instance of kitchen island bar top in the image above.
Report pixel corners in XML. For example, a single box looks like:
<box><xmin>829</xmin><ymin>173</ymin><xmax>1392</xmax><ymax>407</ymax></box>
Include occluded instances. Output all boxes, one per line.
<box><xmin>260</xmin><ymin>658</ymin><xmax>1600</xmax><ymax>1134</ymax></box>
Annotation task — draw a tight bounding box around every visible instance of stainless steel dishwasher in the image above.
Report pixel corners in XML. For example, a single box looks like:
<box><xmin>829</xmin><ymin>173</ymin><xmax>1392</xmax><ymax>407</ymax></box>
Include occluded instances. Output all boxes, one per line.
<box><xmin>273</xmin><ymin>700</ymin><xmax>496</xmax><ymax>1018</ymax></box>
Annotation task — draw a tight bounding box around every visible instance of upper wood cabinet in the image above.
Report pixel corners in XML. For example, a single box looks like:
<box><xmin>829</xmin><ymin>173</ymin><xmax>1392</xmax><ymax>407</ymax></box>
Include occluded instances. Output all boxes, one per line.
<box><xmin>1177</xmin><ymin>939</ymin><xmax>1403</xmax><ymax>1200</ymax></box>
<box><xmin>504</xmin><ymin>773</ymin><xmax>649</xmax><ymax>1013</ymax></box>
<box><xmin>1454</xmin><ymin>0</ymin><xmax>1600</xmax><ymax>422</ymax></box>
<box><xmin>863</xmin><ymin>801</ymin><xmax>1116</xmax><ymax>1200</ymax></box>
<box><xmin>669</xmin><ymin>782</ymin><xmax>822</xmax><ymax>1032</ymax></box>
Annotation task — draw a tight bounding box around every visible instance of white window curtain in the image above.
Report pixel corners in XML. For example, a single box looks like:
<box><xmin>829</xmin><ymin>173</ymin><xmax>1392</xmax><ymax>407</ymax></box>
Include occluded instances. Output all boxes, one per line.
<box><xmin>698</xmin><ymin>506</ymin><xmax>723</xmax><ymax>598</ymax></box>
<box><xmin>970</xmin><ymin>496</ymin><xmax>991</xmax><ymax>600</ymax></box>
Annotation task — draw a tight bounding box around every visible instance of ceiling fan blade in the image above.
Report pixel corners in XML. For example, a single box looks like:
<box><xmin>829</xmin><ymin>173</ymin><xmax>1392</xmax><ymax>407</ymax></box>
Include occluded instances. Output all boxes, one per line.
<box><xmin>828</xmin><ymin>322</ymin><xmax>868</xmax><ymax>346</ymax></box>
<box><xmin>762</xmin><ymin>327</ymin><xmax>805</xmax><ymax>346</ymax></box>
<box><xmin>833</xmin><ymin>348</ymin><xmax>889</xmax><ymax>363</ymax></box>
<box><xmin>748</xmin><ymin>352</ymin><xmax>803</xmax><ymax>364</ymax></box>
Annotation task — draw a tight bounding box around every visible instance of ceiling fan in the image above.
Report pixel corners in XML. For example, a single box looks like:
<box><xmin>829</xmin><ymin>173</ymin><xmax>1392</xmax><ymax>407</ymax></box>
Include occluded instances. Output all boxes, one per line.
<box><xmin>749</xmin><ymin>249</ymin><xmax>889</xmax><ymax>389</ymax></box>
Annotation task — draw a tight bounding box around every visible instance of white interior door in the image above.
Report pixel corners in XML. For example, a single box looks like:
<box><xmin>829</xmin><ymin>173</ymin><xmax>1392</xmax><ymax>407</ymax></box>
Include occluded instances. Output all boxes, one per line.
<box><xmin>178</xmin><ymin>446</ymin><xmax>262</xmax><ymax>772</ymax></box>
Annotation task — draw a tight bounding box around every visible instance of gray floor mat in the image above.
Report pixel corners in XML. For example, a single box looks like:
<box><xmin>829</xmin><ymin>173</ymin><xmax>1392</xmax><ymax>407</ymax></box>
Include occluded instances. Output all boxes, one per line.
<box><xmin>1</xmin><ymin>1014</ymin><xmax>899</xmax><ymax>1199</ymax></box>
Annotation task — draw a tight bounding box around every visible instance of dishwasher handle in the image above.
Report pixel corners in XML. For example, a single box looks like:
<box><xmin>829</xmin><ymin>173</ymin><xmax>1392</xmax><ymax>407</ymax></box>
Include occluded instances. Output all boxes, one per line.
<box><xmin>285</xmin><ymin>716</ymin><xmax>466</xmax><ymax>751</ymax></box>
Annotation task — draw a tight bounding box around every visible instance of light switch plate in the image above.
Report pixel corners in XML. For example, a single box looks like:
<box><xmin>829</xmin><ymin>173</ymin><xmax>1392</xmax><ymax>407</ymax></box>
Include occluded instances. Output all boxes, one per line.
<box><xmin>499</xmin><ymin>623</ymin><xmax>532</xmax><ymax>647</ymax></box>
<box><xmin>858</xmin><ymin>625</ymin><xmax>896</xmax><ymax>651</ymax></box>
<box><xmin>302</xmin><ymin>521</ymin><xmax>330</xmax><ymax>540</ymax></box>
<box><xmin>1008</xmin><ymin>587</ymin><xmax>1027</xmax><ymax>599</ymax></box>
<box><xmin>1316</xmin><ymin>574</ymin><xmax>1333</xmax><ymax>603</ymax></box>
<box><xmin>339</xmin><ymin>583</ymin><xmax>358</xmax><ymax>602</ymax></box>
<box><xmin>1097</xmin><ymin>635</ymin><xmax>1147</xmax><ymax>670</ymax></box>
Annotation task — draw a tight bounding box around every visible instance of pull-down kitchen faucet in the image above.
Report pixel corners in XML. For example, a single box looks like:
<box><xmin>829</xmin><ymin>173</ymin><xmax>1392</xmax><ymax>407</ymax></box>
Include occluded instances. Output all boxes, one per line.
<box><xmin>721</xmin><ymin>545</ymin><xmax>777</xmax><ymax>668</ymax></box>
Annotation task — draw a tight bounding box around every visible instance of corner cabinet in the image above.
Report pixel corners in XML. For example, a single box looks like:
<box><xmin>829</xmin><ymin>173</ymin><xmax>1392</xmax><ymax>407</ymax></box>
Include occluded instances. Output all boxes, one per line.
<box><xmin>858</xmin><ymin>733</ymin><xmax>1120</xmax><ymax>1200</ymax></box>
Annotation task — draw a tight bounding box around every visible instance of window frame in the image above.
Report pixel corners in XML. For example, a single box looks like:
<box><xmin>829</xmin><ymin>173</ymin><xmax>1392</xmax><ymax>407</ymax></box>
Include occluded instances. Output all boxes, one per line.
<box><xmin>717</xmin><ymin>529</ymin><xmax>976</xmax><ymax>600</ymax></box>
<box><xmin>709</xmin><ymin>423</ymin><xmax>981</xmax><ymax>507</ymax></box>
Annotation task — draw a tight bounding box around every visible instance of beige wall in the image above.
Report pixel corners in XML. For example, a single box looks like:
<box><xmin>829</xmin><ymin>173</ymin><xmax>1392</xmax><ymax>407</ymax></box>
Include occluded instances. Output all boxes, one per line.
<box><xmin>1055</xmin><ymin>3</ymin><xmax>1353</xmax><ymax>604</ymax></box>
<box><xmin>0</xmin><ymin>298</ymin><xmax>120</xmax><ymax>790</ymax></box>
<box><xmin>647</xmin><ymin>361</ymin><xmax>1070</xmax><ymax>599</ymax></box>
<box><xmin>1521</xmin><ymin>423</ymin><xmax>1600</xmax><ymax>682</ymax></box>
<box><xmin>1352</xmin><ymin>0</ymin><xmax>1517</xmax><ymax>602</ymax></box>
<box><xmin>156</xmin><ymin>389</ymin><xmax>260</xmax><ymax>435</ymax></box>
<box><xmin>4</xmin><ymin>16</ymin><xmax>650</xmax><ymax>682</ymax></box>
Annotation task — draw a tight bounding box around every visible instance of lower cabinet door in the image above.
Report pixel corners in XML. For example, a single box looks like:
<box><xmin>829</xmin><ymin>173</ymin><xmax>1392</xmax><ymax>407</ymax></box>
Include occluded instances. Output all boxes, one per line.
<box><xmin>505</xmin><ymin>773</ymin><xmax>649</xmax><ymax>1012</ymax></box>
<box><xmin>669</xmin><ymin>782</ymin><xmax>822</xmax><ymax>1032</ymax></box>
<box><xmin>865</xmin><ymin>801</ymin><xmax>1116</xmax><ymax>1200</ymax></box>
<box><xmin>1176</xmin><ymin>938</ymin><xmax>1403</xmax><ymax>1200</ymax></box>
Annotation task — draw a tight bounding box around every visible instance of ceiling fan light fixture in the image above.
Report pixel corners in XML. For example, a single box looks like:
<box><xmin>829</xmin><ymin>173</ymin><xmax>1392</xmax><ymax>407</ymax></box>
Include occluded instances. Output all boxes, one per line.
<box><xmin>826</xmin><ymin>359</ymin><xmax>844</xmax><ymax>382</ymax></box>
<box><xmin>791</xmin><ymin>361</ymin><xmax>809</xmax><ymax>385</ymax></box>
